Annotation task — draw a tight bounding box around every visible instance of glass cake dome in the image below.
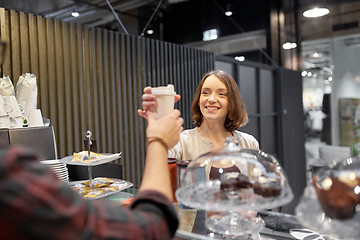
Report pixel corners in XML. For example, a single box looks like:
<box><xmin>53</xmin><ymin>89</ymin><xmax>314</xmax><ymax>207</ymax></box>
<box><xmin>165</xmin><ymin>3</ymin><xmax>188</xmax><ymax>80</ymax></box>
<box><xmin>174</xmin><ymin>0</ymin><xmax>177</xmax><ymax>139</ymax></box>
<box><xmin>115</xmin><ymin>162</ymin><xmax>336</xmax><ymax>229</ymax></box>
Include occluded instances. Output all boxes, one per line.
<box><xmin>175</xmin><ymin>137</ymin><xmax>294</xmax><ymax>212</ymax></box>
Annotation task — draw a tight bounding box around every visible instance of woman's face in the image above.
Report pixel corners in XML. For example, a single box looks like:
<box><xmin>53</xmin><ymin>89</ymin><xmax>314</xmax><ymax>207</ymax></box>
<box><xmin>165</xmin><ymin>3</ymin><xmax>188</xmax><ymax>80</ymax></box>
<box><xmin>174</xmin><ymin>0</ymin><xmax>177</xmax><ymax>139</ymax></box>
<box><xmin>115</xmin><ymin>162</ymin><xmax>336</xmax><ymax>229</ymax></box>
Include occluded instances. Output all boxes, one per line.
<box><xmin>199</xmin><ymin>75</ymin><xmax>229</xmax><ymax>124</ymax></box>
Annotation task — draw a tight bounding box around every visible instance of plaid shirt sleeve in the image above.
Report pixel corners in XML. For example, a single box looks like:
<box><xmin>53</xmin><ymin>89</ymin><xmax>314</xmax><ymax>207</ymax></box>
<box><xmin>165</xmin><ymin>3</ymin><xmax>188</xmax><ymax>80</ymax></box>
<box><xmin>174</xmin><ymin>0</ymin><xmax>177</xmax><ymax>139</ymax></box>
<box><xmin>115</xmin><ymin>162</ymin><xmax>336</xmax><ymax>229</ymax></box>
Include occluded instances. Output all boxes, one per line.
<box><xmin>0</xmin><ymin>145</ymin><xmax>179</xmax><ymax>240</ymax></box>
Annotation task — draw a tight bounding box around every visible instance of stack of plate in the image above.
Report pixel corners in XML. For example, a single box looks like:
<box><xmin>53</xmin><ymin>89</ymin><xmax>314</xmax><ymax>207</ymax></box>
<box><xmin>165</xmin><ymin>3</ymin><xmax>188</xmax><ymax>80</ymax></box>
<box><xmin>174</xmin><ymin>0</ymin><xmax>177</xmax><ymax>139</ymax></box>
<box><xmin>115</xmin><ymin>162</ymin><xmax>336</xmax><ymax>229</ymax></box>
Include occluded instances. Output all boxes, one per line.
<box><xmin>40</xmin><ymin>160</ymin><xmax>69</xmax><ymax>182</ymax></box>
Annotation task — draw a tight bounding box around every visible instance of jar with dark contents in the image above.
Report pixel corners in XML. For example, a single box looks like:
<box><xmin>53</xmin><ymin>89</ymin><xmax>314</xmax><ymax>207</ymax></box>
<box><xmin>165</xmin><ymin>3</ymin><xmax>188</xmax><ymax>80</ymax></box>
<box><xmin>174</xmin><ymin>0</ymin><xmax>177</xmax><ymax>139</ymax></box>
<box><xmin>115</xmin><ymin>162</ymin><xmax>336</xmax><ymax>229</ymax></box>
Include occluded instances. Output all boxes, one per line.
<box><xmin>176</xmin><ymin>160</ymin><xmax>191</xmax><ymax>188</ymax></box>
<box><xmin>168</xmin><ymin>158</ymin><xmax>178</xmax><ymax>201</ymax></box>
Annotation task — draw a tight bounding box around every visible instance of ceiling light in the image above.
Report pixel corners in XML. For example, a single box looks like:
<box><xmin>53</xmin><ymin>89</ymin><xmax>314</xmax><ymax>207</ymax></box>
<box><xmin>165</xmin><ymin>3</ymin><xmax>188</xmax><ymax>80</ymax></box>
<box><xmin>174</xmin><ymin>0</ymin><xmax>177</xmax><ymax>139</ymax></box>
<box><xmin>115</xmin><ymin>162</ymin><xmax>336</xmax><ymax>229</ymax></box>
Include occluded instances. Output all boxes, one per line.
<box><xmin>328</xmin><ymin>76</ymin><xmax>332</xmax><ymax>81</ymax></box>
<box><xmin>146</xmin><ymin>29</ymin><xmax>154</xmax><ymax>35</ymax></box>
<box><xmin>303</xmin><ymin>7</ymin><xmax>330</xmax><ymax>18</ymax></box>
<box><xmin>235</xmin><ymin>56</ymin><xmax>245</xmax><ymax>61</ymax></box>
<box><xmin>203</xmin><ymin>29</ymin><xmax>218</xmax><ymax>41</ymax></box>
<box><xmin>225</xmin><ymin>4</ymin><xmax>232</xmax><ymax>17</ymax></box>
<box><xmin>282</xmin><ymin>42</ymin><xmax>297</xmax><ymax>49</ymax></box>
<box><xmin>71</xmin><ymin>10</ymin><xmax>80</xmax><ymax>18</ymax></box>
<box><xmin>225</xmin><ymin>11</ymin><xmax>233</xmax><ymax>16</ymax></box>
<box><xmin>301</xmin><ymin>71</ymin><xmax>307</xmax><ymax>76</ymax></box>
<box><xmin>307</xmin><ymin>72</ymin><xmax>312</xmax><ymax>77</ymax></box>
<box><xmin>313</xmin><ymin>52</ymin><xmax>319</xmax><ymax>57</ymax></box>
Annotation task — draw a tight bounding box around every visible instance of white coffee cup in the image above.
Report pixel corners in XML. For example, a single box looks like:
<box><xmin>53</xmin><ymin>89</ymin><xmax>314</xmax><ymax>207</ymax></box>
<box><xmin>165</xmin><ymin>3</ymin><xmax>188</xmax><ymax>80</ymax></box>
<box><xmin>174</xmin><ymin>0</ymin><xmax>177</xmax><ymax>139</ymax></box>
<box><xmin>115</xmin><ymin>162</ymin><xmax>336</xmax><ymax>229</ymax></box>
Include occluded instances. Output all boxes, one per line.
<box><xmin>28</xmin><ymin>109</ymin><xmax>44</xmax><ymax>127</ymax></box>
<box><xmin>151</xmin><ymin>84</ymin><xmax>176</xmax><ymax>119</ymax></box>
<box><xmin>3</xmin><ymin>96</ymin><xmax>22</xmax><ymax>117</ymax></box>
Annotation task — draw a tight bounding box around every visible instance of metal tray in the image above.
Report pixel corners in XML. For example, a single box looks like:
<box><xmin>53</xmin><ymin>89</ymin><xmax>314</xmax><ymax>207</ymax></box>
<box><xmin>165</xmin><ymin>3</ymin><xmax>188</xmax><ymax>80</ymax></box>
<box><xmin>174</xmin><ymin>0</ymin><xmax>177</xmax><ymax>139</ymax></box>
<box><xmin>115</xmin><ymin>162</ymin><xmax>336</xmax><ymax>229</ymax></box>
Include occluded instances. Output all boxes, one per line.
<box><xmin>69</xmin><ymin>177</ymin><xmax>133</xmax><ymax>199</ymax></box>
<box><xmin>61</xmin><ymin>152</ymin><xmax>122</xmax><ymax>166</ymax></box>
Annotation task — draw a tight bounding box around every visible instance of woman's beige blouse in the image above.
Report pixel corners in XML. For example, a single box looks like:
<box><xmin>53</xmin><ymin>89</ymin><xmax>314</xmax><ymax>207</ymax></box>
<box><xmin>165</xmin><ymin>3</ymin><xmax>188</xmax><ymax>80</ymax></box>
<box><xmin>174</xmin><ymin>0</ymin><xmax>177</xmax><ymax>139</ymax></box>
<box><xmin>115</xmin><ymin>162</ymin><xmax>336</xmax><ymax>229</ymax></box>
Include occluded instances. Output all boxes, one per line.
<box><xmin>168</xmin><ymin>127</ymin><xmax>259</xmax><ymax>161</ymax></box>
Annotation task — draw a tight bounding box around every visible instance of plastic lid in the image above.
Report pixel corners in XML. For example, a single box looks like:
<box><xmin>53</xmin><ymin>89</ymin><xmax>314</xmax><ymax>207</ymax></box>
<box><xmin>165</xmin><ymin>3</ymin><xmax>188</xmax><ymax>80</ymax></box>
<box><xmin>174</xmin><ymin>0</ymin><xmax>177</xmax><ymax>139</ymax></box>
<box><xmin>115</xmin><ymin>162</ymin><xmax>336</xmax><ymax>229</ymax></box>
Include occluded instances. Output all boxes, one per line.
<box><xmin>152</xmin><ymin>84</ymin><xmax>176</xmax><ymax>95</ymax></box>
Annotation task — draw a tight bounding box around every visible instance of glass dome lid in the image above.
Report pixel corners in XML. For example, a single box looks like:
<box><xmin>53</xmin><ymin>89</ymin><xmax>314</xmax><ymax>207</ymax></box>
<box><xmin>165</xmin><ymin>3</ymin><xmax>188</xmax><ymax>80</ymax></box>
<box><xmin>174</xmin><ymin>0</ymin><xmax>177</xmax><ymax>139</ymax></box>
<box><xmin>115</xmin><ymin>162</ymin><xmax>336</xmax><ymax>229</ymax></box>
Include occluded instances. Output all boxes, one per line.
<box><xmin>176</xmin><ymin>137</ymin><xmax>294</xmax><ymax>211</ymax></box>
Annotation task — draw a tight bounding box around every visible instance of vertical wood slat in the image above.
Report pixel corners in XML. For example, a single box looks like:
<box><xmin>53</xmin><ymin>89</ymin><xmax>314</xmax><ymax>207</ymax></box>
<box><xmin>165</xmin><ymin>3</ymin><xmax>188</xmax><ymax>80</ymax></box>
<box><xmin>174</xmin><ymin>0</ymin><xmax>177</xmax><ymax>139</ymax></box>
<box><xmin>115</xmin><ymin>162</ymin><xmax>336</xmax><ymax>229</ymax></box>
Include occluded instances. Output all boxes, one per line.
<box><xmin>0</xmin><ymin>8</ymin><xmax>11</xmax><ymax>76</ymax></box>
<box><xmin>46</xmin><ymin>18</ymin><xmax>59</xmax><ymax>151</ymax></box>
<box><xmin>69</xmin><ymin>23</ymin><xmax>80</xmax><ymax>152</ymax></box>
<box><xmin>62</xmin><ymin>22</ymin><xmax>74</xmax><ymax>154</ymax></box>
<box><xmin>10</xmin><ymin>10</ymin><xmax>21</xmax><ymax>84</ymax></box>
<box><xmin>89</xmin><ymin>28</ymin><xmax>99</xmax><ymax>148</ymax></box>
<box><xmin>120</xmin><ymin>33</ymin><xmax>131</xmax><ymax>183</ymax></box>
<box><xmin>19</xmin><ymin>12</ymin><xmax>30</xmax><ymax>73</ymax></box>
<box><xmin>139</xmin><ymin>37</ymin><xmax>146</xmax><ymax>172</ymax></box>
<box><xmin>28</xmin><ymin>14</ymin><xmax>39</xmax><ymax>95</ymax></box>
<box><xmin>55</xmin><ymin>20</ymin><xmax>66</xmax><ymax>155</ymax></box>
<box><xmin>83</xmin><ymin>28</ymin><xmax>93</xmax><ymax>144</ymax></box>
<box><xmin>126</xmin><ymin>35</ymin><xmax>135</xmax><ymax>185</ymax></box>
<box><xmin>0</xmin><ymin>8</ymin><xmax>215</xmax><ymax>187</ymax></box>
<box><xmin>109</xmin><ymin>31</ymin><xmax>118</xmax><ymax>154</ymax></box>
<box><xmin>37</xmin><ymin>15</ymin><xmax>49</xmax><ymax>118</ymax></box>
<box><xmin>103</xmin><ymin>30</ymin><xmax>111</xmax><ymax>153</ymax></box>
<box><xmin>114</xmin><ymin>33</ymin><xmax>122</xmax><ymax>164</ymax></box>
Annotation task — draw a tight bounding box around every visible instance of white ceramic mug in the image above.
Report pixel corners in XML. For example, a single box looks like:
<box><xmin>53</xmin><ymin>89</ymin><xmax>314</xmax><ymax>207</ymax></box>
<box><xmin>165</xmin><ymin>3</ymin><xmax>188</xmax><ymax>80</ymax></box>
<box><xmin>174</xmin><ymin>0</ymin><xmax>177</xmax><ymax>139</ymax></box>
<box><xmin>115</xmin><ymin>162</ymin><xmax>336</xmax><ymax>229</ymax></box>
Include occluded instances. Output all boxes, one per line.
<box><xmin>28</xmin><ymin>109</ymin><xmax>44</xmax><ymax>127</ymax></box>
<box><xmin>3</xmin><ymin>96</ymin><xmax>22</xmax><ymax>117</ymax></box>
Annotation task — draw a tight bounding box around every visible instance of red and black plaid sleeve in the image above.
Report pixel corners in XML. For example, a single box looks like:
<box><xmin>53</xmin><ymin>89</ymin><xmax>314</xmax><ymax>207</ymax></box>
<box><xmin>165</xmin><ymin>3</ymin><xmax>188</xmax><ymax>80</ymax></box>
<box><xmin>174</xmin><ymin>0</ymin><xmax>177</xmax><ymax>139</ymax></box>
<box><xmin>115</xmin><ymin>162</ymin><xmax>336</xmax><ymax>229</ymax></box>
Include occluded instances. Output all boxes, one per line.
<box><xmin>0</xmin><ymin>145</ymin><xmax>178</xmax><ymax>240</ymax></box>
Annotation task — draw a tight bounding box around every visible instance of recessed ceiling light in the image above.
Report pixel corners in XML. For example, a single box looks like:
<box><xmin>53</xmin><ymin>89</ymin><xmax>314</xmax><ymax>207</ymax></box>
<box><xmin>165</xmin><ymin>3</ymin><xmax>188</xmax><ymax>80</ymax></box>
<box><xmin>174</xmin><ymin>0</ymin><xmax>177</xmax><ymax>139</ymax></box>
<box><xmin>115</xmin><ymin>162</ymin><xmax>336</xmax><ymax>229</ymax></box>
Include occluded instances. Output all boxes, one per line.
<box><xmin>301</xmin><ymin>71</ymin><xmax>307</xmax><ymax>76</ymax></box>
<box><xmin>146</xmin><ymin>29</ymin><xmax>154</xmax><ymax>35</ymax></box>
<box><xmin>225</xmin><ymin>11</ymin><xmax>233</xmax><ymax>16</ymax></box>
<box><xmin>328</xmin><ymin>76</ymin><xmax>333</xmax><ymax>81</ymax></box>
<box><xmin>235</xmin><ymin>56</ymin><xmax>245</xmax><ymax>61</ymax></box>
<box><xmin>71</xmin><ymin>10</ymin><xmax>80</xmax><ymax>17</ymax></box>
<box><xmin>307</xmin><ymin>72</ymin><xmax>312</xmax><ymax>77</ymax></box>
<box><xmin>282</xmin><ymin>42</ymin><xmax>297</xmax><ymax>49</ymax></box>
<box><xmin>303</xmin><ymin>7</ymin><xmax>330</xmax><ymax>18</ymax></box>
<box><xmin>313</xmin><ymin>52</ymin><xmax>319</xmax><ymax>57</ymax></box>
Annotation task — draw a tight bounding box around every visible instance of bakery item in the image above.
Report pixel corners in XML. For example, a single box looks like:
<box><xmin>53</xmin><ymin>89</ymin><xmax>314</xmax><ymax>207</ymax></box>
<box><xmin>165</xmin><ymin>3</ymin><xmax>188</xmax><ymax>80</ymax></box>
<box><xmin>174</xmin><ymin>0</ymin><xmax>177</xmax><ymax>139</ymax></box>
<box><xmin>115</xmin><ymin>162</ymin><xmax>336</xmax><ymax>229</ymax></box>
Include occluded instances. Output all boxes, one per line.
<box><xmin>253</xmin><ymin>182</ymin><xmax>281</xmax><ymax>197</ymax></box>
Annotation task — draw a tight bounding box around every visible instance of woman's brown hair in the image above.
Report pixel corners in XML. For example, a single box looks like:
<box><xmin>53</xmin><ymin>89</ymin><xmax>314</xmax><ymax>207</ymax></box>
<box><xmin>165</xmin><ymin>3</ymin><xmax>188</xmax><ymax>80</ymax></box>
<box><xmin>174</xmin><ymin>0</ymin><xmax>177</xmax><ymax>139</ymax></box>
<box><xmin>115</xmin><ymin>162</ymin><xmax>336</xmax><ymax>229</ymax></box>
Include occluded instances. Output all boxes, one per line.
<box><xmin>191</xmin><ymin>70</ymin><xmax>248</xmax><ymax>132</ymax></box>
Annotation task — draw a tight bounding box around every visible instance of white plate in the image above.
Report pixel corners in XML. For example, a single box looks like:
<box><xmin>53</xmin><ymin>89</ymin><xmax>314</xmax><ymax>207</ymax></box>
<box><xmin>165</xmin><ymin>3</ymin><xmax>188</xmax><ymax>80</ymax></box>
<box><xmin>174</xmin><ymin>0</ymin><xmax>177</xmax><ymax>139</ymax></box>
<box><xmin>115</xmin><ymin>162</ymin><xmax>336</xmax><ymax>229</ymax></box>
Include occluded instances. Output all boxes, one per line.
<box><xmin>41</xmin><ymin>160</ymin><xmax>62</xmax><ymax>165</ymax></box>
<box><xmin>55</xmin><ymin>173</ymin><xmax>69</xmax><ymax>177</ymax></box>
<box><xmin>49</xmin><ymin>165</ymin><xmax>67</xmax><ymax>170</ymax></box>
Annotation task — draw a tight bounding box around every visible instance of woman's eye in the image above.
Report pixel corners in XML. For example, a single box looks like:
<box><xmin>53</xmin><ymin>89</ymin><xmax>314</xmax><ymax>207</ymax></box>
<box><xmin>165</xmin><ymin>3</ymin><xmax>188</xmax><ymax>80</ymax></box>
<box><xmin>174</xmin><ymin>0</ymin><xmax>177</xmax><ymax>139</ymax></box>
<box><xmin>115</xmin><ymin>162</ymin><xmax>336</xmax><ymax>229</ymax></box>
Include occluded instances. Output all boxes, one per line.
<box><xmin>202</xmin><ymin>91</ymin><xmax>209</xmax><ymax>95</ymax></box>
<box><xmin>219</xmin><ymin>92</ymin><xmax>227</xmax><ymax>96</ymax></box>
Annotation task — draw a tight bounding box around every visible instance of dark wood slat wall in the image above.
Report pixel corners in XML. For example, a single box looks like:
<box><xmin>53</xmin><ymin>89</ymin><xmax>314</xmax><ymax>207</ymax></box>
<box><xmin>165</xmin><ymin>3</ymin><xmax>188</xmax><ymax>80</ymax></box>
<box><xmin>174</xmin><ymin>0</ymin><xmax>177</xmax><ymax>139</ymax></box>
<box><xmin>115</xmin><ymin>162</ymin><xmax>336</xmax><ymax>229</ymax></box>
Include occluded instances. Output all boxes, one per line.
<box><xmin>0</xmin><ymin>8</ymin><xmax>214</xmax><ymax>186</ymax></box>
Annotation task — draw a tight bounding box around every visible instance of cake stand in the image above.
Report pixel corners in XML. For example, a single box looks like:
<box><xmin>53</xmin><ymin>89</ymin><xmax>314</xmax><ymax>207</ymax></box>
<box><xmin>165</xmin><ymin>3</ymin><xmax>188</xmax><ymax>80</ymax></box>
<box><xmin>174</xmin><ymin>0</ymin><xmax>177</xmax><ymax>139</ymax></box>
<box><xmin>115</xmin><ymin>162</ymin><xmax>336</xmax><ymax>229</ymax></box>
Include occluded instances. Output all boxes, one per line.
<box><xmin>176</xmin><ymin>137</ymin><xmax>294</xmax><ymax>237</ymax></box>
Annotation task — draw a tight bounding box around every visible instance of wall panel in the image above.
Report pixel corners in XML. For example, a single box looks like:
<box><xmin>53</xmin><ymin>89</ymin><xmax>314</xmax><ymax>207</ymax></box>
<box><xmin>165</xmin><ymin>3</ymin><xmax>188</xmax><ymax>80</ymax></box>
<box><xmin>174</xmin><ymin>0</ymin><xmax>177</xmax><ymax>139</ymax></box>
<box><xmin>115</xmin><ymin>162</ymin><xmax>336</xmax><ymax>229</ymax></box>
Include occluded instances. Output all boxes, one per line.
<box><xmin>0</xmin><ymin>8</ymin><xmax>214</xmax><ymax>186</ymax></box>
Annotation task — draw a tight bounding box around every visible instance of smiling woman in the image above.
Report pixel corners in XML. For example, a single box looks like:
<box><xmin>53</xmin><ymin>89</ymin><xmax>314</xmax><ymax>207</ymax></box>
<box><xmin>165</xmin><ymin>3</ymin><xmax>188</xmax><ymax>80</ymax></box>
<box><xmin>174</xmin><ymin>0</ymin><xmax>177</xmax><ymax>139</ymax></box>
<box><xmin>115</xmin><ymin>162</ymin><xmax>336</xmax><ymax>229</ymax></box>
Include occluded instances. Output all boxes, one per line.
<box><xmin>168</xmin><ymin>70</ymin><xmax>258</xmax><ymax>162</ymax></box>
<box><xmin>138</xmin><ymin>70</ymin><xmax>259</xmax><ymax>162</ymax></box>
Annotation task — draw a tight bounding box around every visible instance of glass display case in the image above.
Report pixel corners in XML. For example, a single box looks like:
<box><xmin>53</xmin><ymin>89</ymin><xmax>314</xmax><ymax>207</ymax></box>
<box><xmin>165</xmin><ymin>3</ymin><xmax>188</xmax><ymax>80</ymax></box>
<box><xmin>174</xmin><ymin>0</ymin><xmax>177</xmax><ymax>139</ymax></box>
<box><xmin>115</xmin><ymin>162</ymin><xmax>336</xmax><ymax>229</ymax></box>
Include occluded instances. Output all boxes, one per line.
<box><xmin>176</xmin><ymin>137</ymin><xmax>294</xmax><ymax>236</ymax></box>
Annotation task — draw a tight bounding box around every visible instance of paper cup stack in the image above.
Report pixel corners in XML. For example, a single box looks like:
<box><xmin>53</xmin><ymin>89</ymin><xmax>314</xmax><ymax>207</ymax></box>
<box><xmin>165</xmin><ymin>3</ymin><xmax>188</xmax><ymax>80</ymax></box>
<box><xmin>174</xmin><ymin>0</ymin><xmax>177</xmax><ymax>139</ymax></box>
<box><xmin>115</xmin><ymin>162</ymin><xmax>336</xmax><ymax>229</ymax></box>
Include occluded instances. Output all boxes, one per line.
<box><xmin>40</xmin><ymin>160</ymin><xmax>69</xmax><ymax>182</ymax></box>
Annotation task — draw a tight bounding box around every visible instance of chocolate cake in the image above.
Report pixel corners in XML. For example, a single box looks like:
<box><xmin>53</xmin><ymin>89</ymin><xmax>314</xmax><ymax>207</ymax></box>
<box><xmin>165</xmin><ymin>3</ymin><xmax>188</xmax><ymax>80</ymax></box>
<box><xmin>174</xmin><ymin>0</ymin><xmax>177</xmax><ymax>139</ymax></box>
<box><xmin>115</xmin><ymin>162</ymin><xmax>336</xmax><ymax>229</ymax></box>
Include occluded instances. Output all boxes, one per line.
<box><xmin>220</xmin><ymin>174</ymin><xmax>252</xmax><ymax>191</ymax></box>
<box><xmin>253</xmin><ymin>182</ymin><xmax>281</xmax><ymax>197</ymax></box>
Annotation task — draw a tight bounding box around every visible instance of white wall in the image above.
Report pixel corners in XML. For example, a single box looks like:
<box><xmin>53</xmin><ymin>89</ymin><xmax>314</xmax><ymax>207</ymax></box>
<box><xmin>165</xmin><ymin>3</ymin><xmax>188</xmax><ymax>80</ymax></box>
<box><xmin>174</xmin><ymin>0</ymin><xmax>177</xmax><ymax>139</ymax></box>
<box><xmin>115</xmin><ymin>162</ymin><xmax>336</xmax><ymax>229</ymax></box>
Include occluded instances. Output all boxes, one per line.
<box><xmin>331</xmin><ymin>33</ymin><xmax>360</xmax><ymax>145</ymax></box>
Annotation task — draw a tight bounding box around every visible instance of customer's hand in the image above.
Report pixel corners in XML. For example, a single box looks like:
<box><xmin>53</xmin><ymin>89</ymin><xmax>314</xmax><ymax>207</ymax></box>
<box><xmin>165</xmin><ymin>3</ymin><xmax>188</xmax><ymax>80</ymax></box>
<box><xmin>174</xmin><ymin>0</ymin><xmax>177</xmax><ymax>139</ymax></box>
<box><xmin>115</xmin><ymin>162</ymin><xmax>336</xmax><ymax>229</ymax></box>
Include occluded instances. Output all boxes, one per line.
<box><xmin>137</xmin><ymin>86</ymin><xmax>181</xmax><ymax>118</ymax></box>
<box><xmin>146</xmin><ymin>109</ymin><xmax>183</xmax><ymax>149</ymax></box>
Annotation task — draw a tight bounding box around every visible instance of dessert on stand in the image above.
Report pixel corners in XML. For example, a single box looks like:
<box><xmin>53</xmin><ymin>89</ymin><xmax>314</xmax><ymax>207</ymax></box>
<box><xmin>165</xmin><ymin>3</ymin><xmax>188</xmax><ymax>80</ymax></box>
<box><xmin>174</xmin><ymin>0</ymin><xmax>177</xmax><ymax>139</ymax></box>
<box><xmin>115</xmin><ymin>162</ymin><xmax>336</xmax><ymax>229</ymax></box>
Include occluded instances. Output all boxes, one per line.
<box><xmin>296</xmin><ymin>156</ymin><xmax>360</xmax><ymax>240</ymax></box>
<box><xmin>175</xmin><ymin>137</ymin><xmax>294</xmax><ymax>238</ymax></box>
<box><xmin>61</xmin><ymin>130</ymin><xmax>132</xmax><ymax>199</ymax></box>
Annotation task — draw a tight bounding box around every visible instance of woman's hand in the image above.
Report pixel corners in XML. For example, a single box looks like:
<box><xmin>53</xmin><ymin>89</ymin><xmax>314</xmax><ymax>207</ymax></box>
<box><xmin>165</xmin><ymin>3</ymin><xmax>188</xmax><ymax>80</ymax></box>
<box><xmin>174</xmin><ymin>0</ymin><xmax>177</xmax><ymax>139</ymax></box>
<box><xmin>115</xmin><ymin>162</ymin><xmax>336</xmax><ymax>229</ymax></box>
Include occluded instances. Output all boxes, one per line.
<box><xmin>146</xmin><ymin>110</ymin><xmax>184</xmax><ymax>149</ymax></box>
<box><xmin>137</xmin><ymin>86</ymin><xmax>181</xmax><ymax>119</ymax></box>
